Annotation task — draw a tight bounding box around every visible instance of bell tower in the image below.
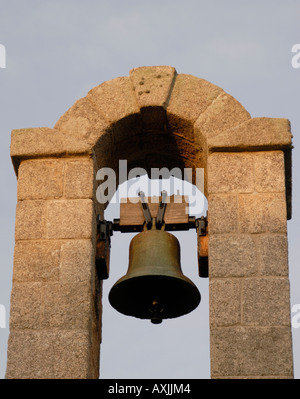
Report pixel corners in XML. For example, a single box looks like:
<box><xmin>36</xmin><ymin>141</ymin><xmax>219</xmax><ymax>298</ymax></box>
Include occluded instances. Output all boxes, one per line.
<box><xmin>6</xmin><ymin>66</ymin><xmax>293</xmax><ymax>379</ymax></box>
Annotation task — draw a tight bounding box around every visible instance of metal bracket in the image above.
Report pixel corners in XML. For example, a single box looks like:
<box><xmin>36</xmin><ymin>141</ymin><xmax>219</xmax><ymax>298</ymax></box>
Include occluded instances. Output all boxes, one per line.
<box><xmin>195</xmin><ymin>214</ymin><xmax>208</xmax><ymax>278</ymax></box>
<box><xmin>139</xmin><ymin>190</ymin><xmax>168</xmax><ymax>229</ymax></box>
<box><xmin>195</xmin><ymin>216</ymin><xmax>207</xmax><ymax>236</ymax></box>
<box><xmin>138</xmin><ymin>191</ymin><xmax>152</xmax><ymax>227</ymax></box>
<box><xmin>95</xmin><ymin>216</ymin><xmax>113</xmax><ymax>280</ymax></box>
<box><xmin>96</xmin><ymin>215</ymin><xmax>113</xmax><ymax>241</ymax></box>
<box><xmin>156</xmin><ymin>190</ymin><xmax>167</xmax><ymax>227</ymax></box>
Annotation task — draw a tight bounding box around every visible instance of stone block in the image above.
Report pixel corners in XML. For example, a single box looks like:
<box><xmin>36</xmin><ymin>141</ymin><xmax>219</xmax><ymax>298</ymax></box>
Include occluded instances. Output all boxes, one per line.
<box><xmin>11</xmin><ymin>127</ymin><xmax>91</xmax><ymax>175</ymax></box>
<box><xmin>46</xmin><ymin>199</ymin><xmax>94</xmax><ymax>239</ymax></box>
<box><xmin>60</xmin><ymin>240</ymin><xmax>95</xmax><ymax>283</ymax></box>
<box><xmin>242</xmin><ymin>277</ymin><xmax>291</xmax><ymax>326</ymax></box>
<box><xmin>13</xmin><ymin>240</ymin><xmax>61</xmax><ymax>282</ymax></box>
<box><xmin>209</xmin><ymin>279</ymin><xmax>241</xmax><ymax>326</ymax></box>
<box><xmin>238</xmin><ymin>193</ymin><xmax>287</xmax><ymax>233</ymax></box>
<box><xmin>167</xmin><ymin>74</ymin><xmax>223</xmax><ymax>140</ymax></box>
<box><xmin>17</xmin><ymin>159</ymin><xmax>64</xmax><ymax>200</ymax></box>
<box><xmin>209</xmin><ymin>235</ymin><xmax>257</xmax><ymax>277</ymax></box>
<box><xmin>87</xmin><ymin>76</ymin><xmax>143</xmax><ymax>143</ymax></box>
<box><xmin>6</xmin><ymin>330</ymin><xmax>40</xmax><ymax>379</ymax></box>
<box><xmin>129</xmin><ymin>66</ymin><xmax>176</xmax><ymax>131</ymax></box>
<box><xmin>6</xmin><ymin>330</ymin><xmax>94</xmax><ymax>379</ymax></box>
<box><xmin>210</xmin><ymin>326</ymin><xmax>293</xmax><ymax>377</ymax></box>
<box><xmin>38</xmin><ymin>330</ymin><xmax>94</xmax><ymax>379</ymax></box>
<box><xmin>15</xmin><ymin>200</ymin><xmax>46</xmax><ymax>240</ymax></box>
<box><xmin>40</xmin><ymin>281</ymin><xmax>92</xmax><ymax>330</ymax></box>
<box><xmin>130</xmin><ymin>65</ymin><xmax>176</xmax><ymax>108</ymax></box>
<box><xmin>208</xmin><ymin>152</ymin><xmax>255</xmax><ymax>194</ymax></box>
<box><xmin>194</xmin><ymin>92</ymin><xmax>251</xmax><ymax>143</ymax></box>
<box><xmin>208</xmin><ymin>194</ymin><xmax>238</xmax><ymax>234</ymax></box>
<box><xmin>9</xmin><ymin>282</ymin><xmax>42</xmax><ymax>329</ymax></box>
<box><xmin>64</xmin><ymin>158</ymin><xmax>94</xmax><ymax>199</ymax></box>
<box><xmin>54</xmin><ymin>96</ymin><xmax>111</xmax><ymax>146</ymax></box>
<box><xmin>207</xmin><ymin>117</ymin><xmax>292</xmax><ymax>151</ymax></box>
<box><xmin>213</xmin><ymin>375</ymin><xmax>293</xmax><ymax>379</ymax></box>
<box><xmin>87</xmin><ymin>76</ymin><xmax>139</xmax><ymax>124</ymax></box>
<box><xmin>258</xmin><ymin>234</ymin><xmax>289</xmax><ymax>276</ymax></box>
<box><xmin>254</xmin><ymin>151</ymin><xmax>285</xmax><ymax>193</ymax></box>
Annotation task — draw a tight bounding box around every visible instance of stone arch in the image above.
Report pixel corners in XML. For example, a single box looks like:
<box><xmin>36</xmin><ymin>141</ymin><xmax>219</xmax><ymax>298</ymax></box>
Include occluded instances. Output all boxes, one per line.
<box><xmin>7</xmin><ymin>66</ymin><xmax>293</xmax><ymax>379</ymax></box>
<box><xmin>53</xmin><ymin>66</ymin><xmax>251</xmax><ymax>196</ymax></box>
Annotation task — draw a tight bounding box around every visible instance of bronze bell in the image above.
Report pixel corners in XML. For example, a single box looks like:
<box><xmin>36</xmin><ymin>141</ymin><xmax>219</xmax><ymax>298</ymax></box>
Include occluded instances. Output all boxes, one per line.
<box><xmin>108</xmin><ymin>222</ymin><xmax>201</xmax><ymax>324</ymax></box>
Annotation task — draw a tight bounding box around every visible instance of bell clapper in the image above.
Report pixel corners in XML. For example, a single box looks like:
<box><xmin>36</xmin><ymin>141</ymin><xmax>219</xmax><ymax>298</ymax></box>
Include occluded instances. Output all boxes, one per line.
<box><xmin>149</xmin><ymin>300</ymin><xmax>164</xmax><ymax>324</ymax></box>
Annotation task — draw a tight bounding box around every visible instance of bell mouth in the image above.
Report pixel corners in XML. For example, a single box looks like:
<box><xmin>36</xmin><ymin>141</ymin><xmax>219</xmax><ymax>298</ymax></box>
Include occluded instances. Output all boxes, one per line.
<box><xmin>108</xmin><ymin>274</ymin><xmax>201</xmax><ymax>322</ymax></box>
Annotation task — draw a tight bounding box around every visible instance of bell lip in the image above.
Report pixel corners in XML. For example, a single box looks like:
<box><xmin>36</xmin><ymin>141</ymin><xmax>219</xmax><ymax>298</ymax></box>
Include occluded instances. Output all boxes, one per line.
<box><xmin>108</xmin><ymin>274</ymin><xmax>201</xmax><ymax>321</ymax></box>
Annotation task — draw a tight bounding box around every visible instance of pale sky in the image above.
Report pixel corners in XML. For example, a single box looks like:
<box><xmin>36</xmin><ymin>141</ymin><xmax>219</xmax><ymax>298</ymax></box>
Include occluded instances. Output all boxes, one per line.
<box><xmin>0</xmin><ymin>0</ymin><xmax>299</xmax><ymax>379</ymax></box>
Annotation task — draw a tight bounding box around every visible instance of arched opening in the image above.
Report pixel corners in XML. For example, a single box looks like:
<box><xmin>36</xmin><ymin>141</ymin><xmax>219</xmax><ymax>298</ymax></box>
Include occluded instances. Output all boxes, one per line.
<box><xmin>100</xmin><ymin>174</ymin><xmax>209</xmax><ymax>378</ymax></box>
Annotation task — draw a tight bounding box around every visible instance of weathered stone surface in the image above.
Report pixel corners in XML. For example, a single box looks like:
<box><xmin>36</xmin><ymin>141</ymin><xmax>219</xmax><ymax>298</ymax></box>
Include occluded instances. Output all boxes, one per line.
<box><xmin>130</xmin><ymin>66</ymin><xmax>176</xmax><ymax>108</ymax></box>
<box><xmin>209</xmin><ymin>235</ymin><xmax>257</xmax><ymax>277</ymax></box>
<box><xmin>254</xmin><ymin>151</ymin><xmax>285</xmax><ymax>193</ymax></box>
<box><xmin>210</xmin><ymin>279</ymin><xmax>241</xmax><ymax>326</ymax></box>
<box><xmin>46</xmin><ymin>199</ymin><xmax>94</xmax><ymax>239</ymax></box>
<box><xmin>210</xmin><ymin>326</ymin><xmax>293</xmax><ymax>377</ymax></box>
<box><xmin>129</xmin><ymin>66</ymin><xmax>176</xmax><ymax>131</ymax></box>
<box><xmin>38</xmin><ymin>330</ymin><xmax>94</xmax><ymax>378</ymax></box>
<box><xmin>6</xmin><ymin>330</ymin><xmax>94</xmax><ymax>379</ymax></box>
<box><xmin>15</xmin><ymin>200</ymin><xmax>46</xmax><ymax>240</ymax></box>
<box><xmin>40</xmin><ymin>281</ymin><xmax>92</xmax><ymax>330</ymax></box>
<box><xmin>87</xmin><ymin>76</ymin><xmax>143</xmax><ymax>143</ymax></box>
<box><xmin>238</xmin><ymin>193</ymin><xmax>287</xmax><ymax>233</ymax></box>
<box><xmin>208</xmin><ymin>152</ymin><xmax>255</xmax><ymax>194</ymax></box>
<box><xmin>208</xmin><ymin>194</ymin><xmax>238</xmax><ymax>234</ymax></box>
<box><xmin>258</xmin><ymin>234</ymin><xmax>289</xmax><ymax>276</ymax></box>
<box><xmin>17</xmin><ymin>159</ymin><xmax>64</xmax><ymax>200</ymax></box>
<box><xmin>9</xmin><ymin>282</ymin><xmax>42</xmax><ymax>329</ymax></box>
<box><xmin>242</xmin><ymin>277</ymin><xmax>291</xmax><ymax>326</ymax></box>
<box><xmin>87</xmin><ymin>76</ymin><xmax>139</xmax><ymax>124</ymax></box>
<box><xmin>195</xmin><ymin>92</ymin><xmax>251</xmax><ymax>143</ymax></box>
<box><xmin>213</xmin><ymin>375</ymin><xmax>294</xmax><ymax>379</ymax></box>
<box><xmin>64</xmin><ymin>158</ymin><xmax>94</xmax><ymax>199</ymax></box>
<box><xmin>6</xmin><ymin>330</ymin><xmax>40</xmax><ymax>379</ymax></box>
<box><xmin>13</xmin><ymin>241</ymin><xmax>61</xmax><ymax>282</ymax></box>
<box><xmin>11</xmin><ymin>128</ymin><xmax>91</xmax><ymax>175</ymax></box>
<box><xmin>60</xmin><ymin>240</ymin><xmax>94</xmax><ymax>283</ymax></box>
<box><xmin>167</xmin><ymin>74</ymin><xmax>223</xmax><ymax>140</ymax></box>
<box><xmin>207</xmin><ymin>117</ymin><xmax>292</xmax><ymax>151</ymax></box>
<box><xmin>54</xmin><ymin>97</ymin><xmax>111</xmax><ymax>146</ymax></box>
